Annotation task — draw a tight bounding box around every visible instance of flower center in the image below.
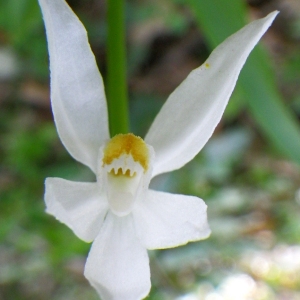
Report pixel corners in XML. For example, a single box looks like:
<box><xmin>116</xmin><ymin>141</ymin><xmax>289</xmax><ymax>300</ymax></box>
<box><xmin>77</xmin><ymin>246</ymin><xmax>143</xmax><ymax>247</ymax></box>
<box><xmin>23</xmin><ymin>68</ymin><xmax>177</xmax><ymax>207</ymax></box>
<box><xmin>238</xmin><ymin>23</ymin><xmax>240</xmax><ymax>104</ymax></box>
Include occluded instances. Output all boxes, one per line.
<box><xmin>102</xmin><ymin>133</ymin><xmax>150</xmax><ymax>216</ymax></box>
<box><xmin>103</xmin><ymin>133</ymin><xmax>149</xmax><ymax>173</ymax></box>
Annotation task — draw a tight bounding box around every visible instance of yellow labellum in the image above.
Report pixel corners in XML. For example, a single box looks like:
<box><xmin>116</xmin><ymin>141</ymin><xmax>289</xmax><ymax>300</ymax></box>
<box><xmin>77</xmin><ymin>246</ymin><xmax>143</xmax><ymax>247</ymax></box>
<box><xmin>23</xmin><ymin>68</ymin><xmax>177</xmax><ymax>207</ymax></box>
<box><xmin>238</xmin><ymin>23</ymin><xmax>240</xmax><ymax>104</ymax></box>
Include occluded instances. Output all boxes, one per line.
<box><xmin>103</xmin><ymin>133</ymin><xmax>149</xmax><ymax>172</ymax></box>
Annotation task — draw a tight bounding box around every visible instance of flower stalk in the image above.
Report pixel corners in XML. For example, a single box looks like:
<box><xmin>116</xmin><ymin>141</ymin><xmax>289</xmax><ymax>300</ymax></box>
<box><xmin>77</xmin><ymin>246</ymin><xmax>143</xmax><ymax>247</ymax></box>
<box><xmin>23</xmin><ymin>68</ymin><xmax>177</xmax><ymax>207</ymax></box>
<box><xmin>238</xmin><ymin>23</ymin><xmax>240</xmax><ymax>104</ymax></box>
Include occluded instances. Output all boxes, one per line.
<box><xmin>107</xmin><ymin>0</ymin><xmax>129</xmax><ymax>136</ymax></box>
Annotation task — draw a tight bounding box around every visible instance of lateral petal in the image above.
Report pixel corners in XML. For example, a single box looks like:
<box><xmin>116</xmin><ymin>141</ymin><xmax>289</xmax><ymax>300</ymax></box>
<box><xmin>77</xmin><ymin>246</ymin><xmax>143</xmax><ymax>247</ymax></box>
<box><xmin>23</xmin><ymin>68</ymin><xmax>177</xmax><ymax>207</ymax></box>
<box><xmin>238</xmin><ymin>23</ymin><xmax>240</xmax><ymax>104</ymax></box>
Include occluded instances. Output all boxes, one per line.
<box><xmin>132</xmin><ymin>190</ymin><xmax>210</xmax><ymax>249</ymax></box>
<box><xmin>45</xmin><ymin>178</ymin><xmax>108</xmax><ymax>242</ymax></box>
<box><xmin>145</xmin><ymin>11</ymin><xmax>278</xmax><ymax>177</ymax></box>
<box><xmin>84</xmin><ymin>213</ymin><xmax>151</xmax><ymax>300</ymax></box>
<box><xmin>38</xmin><ymin>0</ymin><xmax>110</xmax><ymax>173</ymax></box>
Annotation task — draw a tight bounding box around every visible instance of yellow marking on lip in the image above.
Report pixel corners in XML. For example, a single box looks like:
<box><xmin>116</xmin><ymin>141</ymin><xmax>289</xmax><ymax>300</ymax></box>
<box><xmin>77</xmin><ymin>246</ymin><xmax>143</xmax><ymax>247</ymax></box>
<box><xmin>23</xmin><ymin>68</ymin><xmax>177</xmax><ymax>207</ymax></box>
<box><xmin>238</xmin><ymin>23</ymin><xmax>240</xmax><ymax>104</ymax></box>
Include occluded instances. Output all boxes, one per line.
<box><xmin>205</xmin><ymin>62</ymin><xmax>210</xmax><ymax>68</ymax></box>
<box><xmin>103</xmin><ymin>133</ymin><xmax>149</xmax><ymax>171</ymax></box>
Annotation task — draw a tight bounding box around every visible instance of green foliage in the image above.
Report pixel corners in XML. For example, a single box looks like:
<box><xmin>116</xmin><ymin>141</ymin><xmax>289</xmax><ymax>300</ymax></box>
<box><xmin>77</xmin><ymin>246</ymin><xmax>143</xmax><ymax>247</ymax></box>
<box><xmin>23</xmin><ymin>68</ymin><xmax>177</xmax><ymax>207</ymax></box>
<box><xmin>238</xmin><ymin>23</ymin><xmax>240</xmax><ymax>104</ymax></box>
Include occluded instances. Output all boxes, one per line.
<box><xmin>0</xmin><ymin>0</ymin><xmax>47</xmax><ymax>77</ymax></box>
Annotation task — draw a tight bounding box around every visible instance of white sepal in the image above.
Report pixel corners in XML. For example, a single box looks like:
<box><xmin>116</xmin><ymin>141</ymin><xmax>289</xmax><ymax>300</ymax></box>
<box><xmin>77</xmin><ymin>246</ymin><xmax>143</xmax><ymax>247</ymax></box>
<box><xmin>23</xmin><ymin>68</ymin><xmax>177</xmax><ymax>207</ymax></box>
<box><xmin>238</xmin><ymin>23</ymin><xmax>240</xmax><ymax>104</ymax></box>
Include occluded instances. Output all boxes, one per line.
<box><xmin>133</xmin><ymin>189</ymin><xmax>211</xmax><ymax>249</ymax></box>
<box><xmin>145</xmin><ymin>11</ymin><xmax>278</xmax><ymax>177</ymax></box>
<box><xmin>84</xmin><ymin>213</ymin><xmax>151</xmax><ymax>300</ymax></box>
<box><xmin>45</xmin><ymin>178</ymin><xmax>108</xmax><ymax>242</ymax></box>
<box><xmin>38</xmin><ymin>0</ymin><xmax>110</xmax><ymax>173</ymax></box>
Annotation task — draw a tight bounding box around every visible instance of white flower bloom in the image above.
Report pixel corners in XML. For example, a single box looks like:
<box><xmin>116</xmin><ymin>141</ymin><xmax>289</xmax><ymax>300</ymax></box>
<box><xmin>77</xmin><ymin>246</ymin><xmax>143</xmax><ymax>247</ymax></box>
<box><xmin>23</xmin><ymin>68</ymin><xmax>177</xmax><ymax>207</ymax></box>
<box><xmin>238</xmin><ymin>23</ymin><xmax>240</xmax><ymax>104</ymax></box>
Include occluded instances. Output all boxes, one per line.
<box><xmin>38</xmin><ymin>0</ymin><xmax>277</xmax><ymax>299</ymax></box>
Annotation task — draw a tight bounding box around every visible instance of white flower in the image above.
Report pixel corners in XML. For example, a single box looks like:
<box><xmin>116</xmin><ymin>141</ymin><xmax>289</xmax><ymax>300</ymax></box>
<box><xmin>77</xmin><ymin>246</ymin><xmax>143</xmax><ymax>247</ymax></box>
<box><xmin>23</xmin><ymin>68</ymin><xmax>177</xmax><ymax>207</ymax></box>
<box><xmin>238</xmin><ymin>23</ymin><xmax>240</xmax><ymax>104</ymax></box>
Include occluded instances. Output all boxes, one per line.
<box><xmin>38</xmin><ymin>0</ymin><xmax>277</xmax><ymax>299</ymax></box>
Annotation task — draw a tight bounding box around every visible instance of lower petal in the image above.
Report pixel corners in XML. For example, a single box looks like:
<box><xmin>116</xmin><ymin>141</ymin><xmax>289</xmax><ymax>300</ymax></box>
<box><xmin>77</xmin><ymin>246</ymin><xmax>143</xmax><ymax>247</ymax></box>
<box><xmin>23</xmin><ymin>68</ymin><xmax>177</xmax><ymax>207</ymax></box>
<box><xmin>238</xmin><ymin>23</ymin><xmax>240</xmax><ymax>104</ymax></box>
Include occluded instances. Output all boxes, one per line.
<box><xmin>133</xmin><ymin>190</ymin><xmax>211</xmax><ymax>249</ymax></box>
<box><xmin>84</xmin><ymin>212</ymin><xmax>151</xmax><ymax>300</ymax></box>
<box><xmin>45</xmin><ymin>177</ymin><xmax>108</xmax><ymax>242</ymax></box>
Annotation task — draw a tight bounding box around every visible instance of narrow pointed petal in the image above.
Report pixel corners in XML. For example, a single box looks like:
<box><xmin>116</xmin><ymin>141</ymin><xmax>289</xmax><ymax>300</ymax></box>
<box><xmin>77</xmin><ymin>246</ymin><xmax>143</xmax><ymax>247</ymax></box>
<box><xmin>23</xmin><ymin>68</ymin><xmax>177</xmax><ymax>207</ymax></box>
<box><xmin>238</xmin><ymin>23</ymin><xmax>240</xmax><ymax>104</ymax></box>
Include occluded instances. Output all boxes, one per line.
<box><xmin>132</xmin><ymin>190</ymin><xmax>210</xmax><ymax>249</ymax></box>
<box><xmin>45</xmin><ymin>178</ymin><xmax>108</xmax><ymax>242</ymax></box>
<box><xmin>84</xmin><ymin>213</ymin><xmax>150</xmax><ymax>300</ymax></box>
<box><xmin>145</xmin><ymin>11</ymin><xmax>278</xmax><ymax>177</ymax></box>
<box><xmin>38</xmin><ymin>0</ymin><xmax>110</xmax><ymax>173</ymax></box>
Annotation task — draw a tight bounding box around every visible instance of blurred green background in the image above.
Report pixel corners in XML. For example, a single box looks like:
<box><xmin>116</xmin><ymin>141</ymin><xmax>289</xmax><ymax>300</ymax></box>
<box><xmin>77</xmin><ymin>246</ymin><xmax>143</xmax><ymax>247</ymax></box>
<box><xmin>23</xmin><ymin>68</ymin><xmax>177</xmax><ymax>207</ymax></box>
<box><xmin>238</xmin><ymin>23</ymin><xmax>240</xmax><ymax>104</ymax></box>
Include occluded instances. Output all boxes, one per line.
<box><xmin>1</xmin><ymin>0</ymin><xmax>300</xmax><ymax>299</ymax></box>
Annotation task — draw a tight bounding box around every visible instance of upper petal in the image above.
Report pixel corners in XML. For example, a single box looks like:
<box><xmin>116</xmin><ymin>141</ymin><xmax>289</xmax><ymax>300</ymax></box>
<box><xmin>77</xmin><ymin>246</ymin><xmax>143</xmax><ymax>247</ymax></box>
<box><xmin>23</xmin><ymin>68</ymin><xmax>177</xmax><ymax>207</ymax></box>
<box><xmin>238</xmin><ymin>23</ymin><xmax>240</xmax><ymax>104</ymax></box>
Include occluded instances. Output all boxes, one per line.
<box><xmin>84</xmin><ymin>212</ymin><xmax>151</xmax><ymax>300</ymax></box>
<box><xmin>38</xmin><ymin>0</ymin><xmax>110</xmax><ymax>173</ymax></box>
<box><xmin>145</xmin><ymin>11</ymin><xmax>278</xmax><ymax>177</ymax></box>
<box><xmin>45</xmin><ymin>177</ymin><xmax>108</xmax><ymax>242</ymax></box>
<box><xmin>132</xmin><ymin>190</ymin><xmax>210</xmax><ymax>250</ymax></box>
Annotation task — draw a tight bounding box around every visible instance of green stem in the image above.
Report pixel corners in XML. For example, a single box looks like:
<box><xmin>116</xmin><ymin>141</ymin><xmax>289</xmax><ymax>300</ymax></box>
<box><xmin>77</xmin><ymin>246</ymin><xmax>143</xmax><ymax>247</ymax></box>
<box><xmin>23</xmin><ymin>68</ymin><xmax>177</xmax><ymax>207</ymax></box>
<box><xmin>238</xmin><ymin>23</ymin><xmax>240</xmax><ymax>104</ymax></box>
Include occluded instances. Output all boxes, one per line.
<box><xmin>107</xmin><ymin>0</ymin><xmax>129</xmax><ymax>136</ymax></box>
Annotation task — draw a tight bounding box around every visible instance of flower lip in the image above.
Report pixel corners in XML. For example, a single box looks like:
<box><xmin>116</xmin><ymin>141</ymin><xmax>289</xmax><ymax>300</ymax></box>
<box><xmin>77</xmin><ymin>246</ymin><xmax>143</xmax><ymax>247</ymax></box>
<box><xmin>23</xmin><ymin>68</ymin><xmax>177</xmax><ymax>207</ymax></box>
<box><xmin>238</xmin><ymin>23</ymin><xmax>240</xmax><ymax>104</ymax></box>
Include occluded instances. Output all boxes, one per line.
<box><xmin>102</xmin><ymin>133</ymin><xmax>150</xmax><ymax>173</ymax></box>
<box><xmin>101</xmin><ymin>133</ymin><xmax>151</xmax><ymax>217</ymax></box>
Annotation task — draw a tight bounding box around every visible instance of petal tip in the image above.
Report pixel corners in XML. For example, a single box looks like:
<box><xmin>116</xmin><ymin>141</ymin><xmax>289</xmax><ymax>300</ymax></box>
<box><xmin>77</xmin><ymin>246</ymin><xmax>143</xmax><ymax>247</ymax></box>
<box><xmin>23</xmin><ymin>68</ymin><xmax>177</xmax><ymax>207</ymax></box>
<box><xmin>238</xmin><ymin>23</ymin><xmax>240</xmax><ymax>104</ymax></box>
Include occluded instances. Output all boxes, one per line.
<box><xmin>201</xmin><ymin>224</ymin><xmax>212</xmax><ymax>240</ymax></box>
<box><xmin>269</xmin><ymin>10</ymin><xmax>279</xmax><ymax>17</ymax></box>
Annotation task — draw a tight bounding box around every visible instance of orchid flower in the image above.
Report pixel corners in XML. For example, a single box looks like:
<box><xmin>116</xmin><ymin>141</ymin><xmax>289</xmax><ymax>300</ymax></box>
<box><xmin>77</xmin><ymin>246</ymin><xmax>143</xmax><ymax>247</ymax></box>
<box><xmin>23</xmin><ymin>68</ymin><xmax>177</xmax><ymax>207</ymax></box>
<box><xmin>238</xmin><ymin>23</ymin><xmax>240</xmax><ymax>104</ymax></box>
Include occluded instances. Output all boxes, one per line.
<box><xmin>38</xmin><ymin>0</ymin><xmax>277</xmax><ymax>299</ymax></box>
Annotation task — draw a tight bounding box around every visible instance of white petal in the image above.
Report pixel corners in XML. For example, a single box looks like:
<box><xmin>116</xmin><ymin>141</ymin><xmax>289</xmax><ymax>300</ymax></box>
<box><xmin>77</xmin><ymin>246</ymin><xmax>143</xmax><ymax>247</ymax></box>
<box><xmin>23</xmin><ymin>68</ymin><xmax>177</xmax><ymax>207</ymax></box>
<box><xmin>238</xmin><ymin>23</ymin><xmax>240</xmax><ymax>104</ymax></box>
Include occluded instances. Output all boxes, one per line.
<box><xmin>145</xmin><ymin>11</ymin><xmax>278</xmax><ymax>177</ymax></box>
<box><xmin>45</xmin><ymin>178</ymin><xmax>108</xmax><ymax>242</ymax></box>
<box><xmin>84</xmin><ymin>213</ymin><xmax>150</xmax><ymax>300</ymax></box>
<box><xmin>132</xmin><ymin>190</ymin><xmax>210</xmax><ymax>249</ymax></box>
<box><xmin>38</xmin><ymin>0</ymin><xmax>110</xmax><ymax>173</ymax></box>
